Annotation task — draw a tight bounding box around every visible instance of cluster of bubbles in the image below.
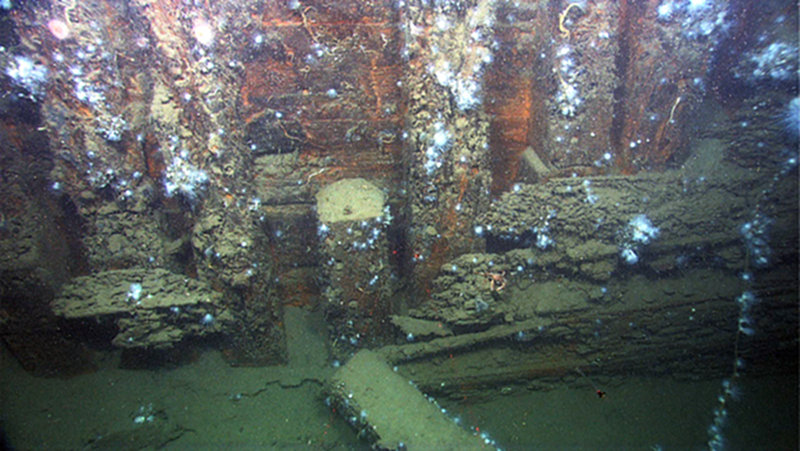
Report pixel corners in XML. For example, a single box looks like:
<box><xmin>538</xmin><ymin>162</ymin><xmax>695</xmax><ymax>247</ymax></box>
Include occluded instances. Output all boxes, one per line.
<box><xmin>95</xmin><ymin>114</ymin><xmax>129</xmax><ymax>142</ymax></box>
<box><xmin>706</xmin><ymin>88</ymin><xmax>798</xmax><ymax>450</ymax></box>
<box><xmin>423</xmin><ymin>121</ymin><xmax>452</xmax><ymax>177</ymax></box>
<box><xmin>132</xmin><ymin>403</ymin><xmax>156</xmax><ymax>425</ymax></box>
<box><xmin>554</xmin><ymin>44</ymin><xmax>583</xmax><ymax>117</ymax></box>
<box><xmin>4</xmin><ymin>54</ymin><xmax>48</xmax><ymax>99</ymax></box>
<box><xmin>656</xmin><ymin>0</ymin><xmax>730</xmax><ymax>41</ymax></box>
<box><xmin>317</xmin><ymin>205</ymin><xmax>393</xmax><ymax>254</ymax></box>
<box><xmin>163</xmin><ymin>149</ymin><xmax>210</xmax><ymax>205</ymax></box>
<box><xmin>739</xmin><ymin>213</ymin><xmax>773</xmax><ymax>268</ymax></box>
<box><xmin>617</xmin><ymin>214</ymin><xmax>660</xmax><ymax>265</ymax></box>
<box><xmin>705</xmin><ymin>289</ymin><xmax>761</xmax><ymax>450</ymax></box>
<box><xmin>580</xmin><ymin>178</ymin><xmax>599</xmax><ymax>205</ymax></box>
<box><xmin>425</xmin><ymin>0</ymin><xmax>497</xmax><ymax>111</ymax></box>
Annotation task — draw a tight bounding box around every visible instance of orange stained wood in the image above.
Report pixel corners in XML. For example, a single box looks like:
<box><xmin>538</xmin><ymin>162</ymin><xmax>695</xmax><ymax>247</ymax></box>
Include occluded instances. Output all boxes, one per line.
<box><xmin>367</xmin><ymin>54</ymin><xmax>386</xmax><ymax>117</ymax></box>
<box><xmin>142</xmin><ymin>133</ymin><xmax>165</xmax><ymax>181</ymax></box>
<box><xmin>280</xmin><ymin>280</ymin><xmax>318</xmax><ymax>308</ymax></box>
<box><xmin>241</xmin><ymin>60</ymin><xmax>295</xmax><ymax>110</ymax></box>
<box><xmin>258</xmin><ymin>12</ymin><xmax>394</xmax><ymax>29</ymax></box>
<box><xmin>2</xmin><ymin>121</ymin><xmax>24</xmax><ymax>150</ymax></box>
<box><xmin>487</xmin><ymin>75</ymin><xmax>533</xmax><ymax>192</ymax></box>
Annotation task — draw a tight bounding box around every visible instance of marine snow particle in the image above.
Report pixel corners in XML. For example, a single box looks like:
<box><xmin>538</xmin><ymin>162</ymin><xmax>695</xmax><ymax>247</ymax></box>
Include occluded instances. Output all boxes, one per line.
<box><xmin>620</xmin><ymin>247</ymin><xmax>638</xmax><ymax>265</ymax></box>
<box><xmin>48</xmin><ymin>19</ymin><xmax>71</xmax><ymax>40</ymax></box>
<box><xmin>127</xmin><ymin>283</ymin><xmax>143</xmax><ymax>301</ymax></box>
<box><xmin>193</xmin><ymin>18</ymin><xmax>215</xmax><ymax>47</ymax></box>
<box><xmin>657</xmin><ymin>2</ymin><xmax>674</xmax><ymax>20</ymax></box>
<box><xmin>432</xmin><ymin>128</ymin><xmax>449</xmax><ymax>148</ymax></box>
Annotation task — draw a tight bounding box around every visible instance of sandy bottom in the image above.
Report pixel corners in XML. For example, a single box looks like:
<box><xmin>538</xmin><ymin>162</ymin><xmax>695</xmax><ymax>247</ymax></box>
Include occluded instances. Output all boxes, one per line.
<box><xmin>441</xmin><ymin>373</ymin><xmax>798</xmax><ymax>450</ymax></box>
<box><xmin>1</xmin><ymin>346</ymin><xmax>796</xmax><ymax>450</ymax></box>
<box><xmin>0</xmin><ymin>348</ymin><xmax>364</xmax><ymax>450</ymax></box>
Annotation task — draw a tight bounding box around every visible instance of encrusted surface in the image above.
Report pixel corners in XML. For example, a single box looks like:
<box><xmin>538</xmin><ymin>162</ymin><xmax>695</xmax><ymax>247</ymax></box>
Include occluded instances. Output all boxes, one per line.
<box><xmin>52</xmin><ymin>268</ymin><xmax>230</xmax><ymax>348</ymax></box>
<box><xmin>328</xmin><ymin>349</ymin><xmax>492</xmax><ymax>450</ymax></box>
